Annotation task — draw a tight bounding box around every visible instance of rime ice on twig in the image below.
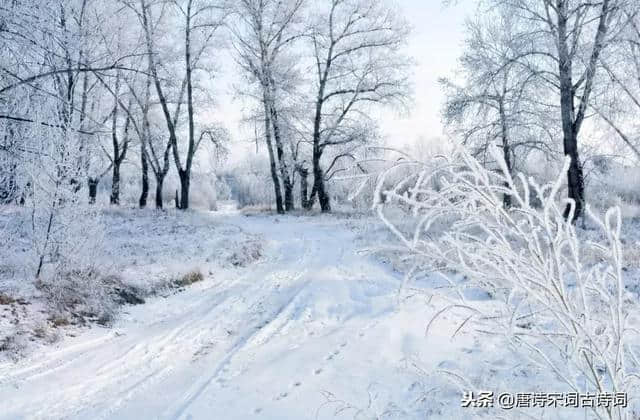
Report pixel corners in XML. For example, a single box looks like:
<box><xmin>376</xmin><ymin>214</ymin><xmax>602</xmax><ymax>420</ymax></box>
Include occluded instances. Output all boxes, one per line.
<box><xmin>375</xmin><ymin>143</ymin><xmax>640</xmax><ymax>420</ymax></box>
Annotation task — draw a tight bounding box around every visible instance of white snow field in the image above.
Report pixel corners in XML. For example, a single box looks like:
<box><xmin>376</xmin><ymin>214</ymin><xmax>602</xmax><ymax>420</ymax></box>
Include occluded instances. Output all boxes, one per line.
<box><xmin>0</xmin><ymin>207</ymin><xmax>630</xmax><ymax>420</ymax></box>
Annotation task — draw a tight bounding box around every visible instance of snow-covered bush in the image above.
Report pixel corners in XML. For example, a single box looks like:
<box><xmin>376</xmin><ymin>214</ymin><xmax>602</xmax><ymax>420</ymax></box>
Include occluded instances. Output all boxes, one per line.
<box><xmin>174</xmin><ymin>269</ymin><xmax>204</xmax><ymax>287</ymax></box>
<box><xmin>374</xmin><ymin>144</ymin><xmax>640</xmax><ymax>419</ymax></box>
<box><xmin>223</xmin><ymin>238</ymin><xmax>263</xmax><ymax>267</ymax></box>
<box><xmin>27</xmin><ymin>181</ymin><xmax>114</xmax><ymax>324</ymax></box>
<box><xmin>0</xmin><ymin>333</ymin><xmax>27</xmax><ymax>362</ymax></box>
<box><xmin>3</xmin><ymin>106</ymin><xmax>117</xmax><ymax>323</ymax></box>
<box><xmin>38</xmin><ymin>269</ymin><xmax>116</xmax><ymax>325</ymax></box>
<box><xmin>221</xmin><ymin>156</ymin><xmax>275</xmax><ymax>208</ymax></box>
<box><xmin>587</xmin><ymin>160</ymin><xmax>640</xmax><ymax>219</ymax></box>
<box><xmin>22</xmin><ymin>125</ymin><xmax>105</xmax><ymax>280</ymax></box>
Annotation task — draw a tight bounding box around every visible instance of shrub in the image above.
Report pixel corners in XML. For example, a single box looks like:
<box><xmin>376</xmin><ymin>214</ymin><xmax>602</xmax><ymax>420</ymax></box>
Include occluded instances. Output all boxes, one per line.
<box><xmin>0</xmin><ymin>334</ymin><xmax>26</xmax><ymax>362</ymax></box>
<box><xmin>38</xmin><ymin>268</ymin><xmax>117</xmax><ymax>325</ymax></box>
<box><xmin>38</xmin><ymin>270</ymin><xmax>145</xmax><ymax>326</ymax></box>
<box><xmin>225</xmin><ymin>239</ymin><xmax>263</xmax><ymax>267</ymax></box>
<box><xmin>0</xmin><ymin>292</ymin><xmax>15</xmax><ymax>305</ymax></box>
<box><xmin>174</xmin><ymin>269</ymin><xmax>204</xmax><ymax>287</ymax></box>
<box><xmin>375</xmin><ymin>144</ymin><xmax>640</xmax><ymax>419</ymax></box>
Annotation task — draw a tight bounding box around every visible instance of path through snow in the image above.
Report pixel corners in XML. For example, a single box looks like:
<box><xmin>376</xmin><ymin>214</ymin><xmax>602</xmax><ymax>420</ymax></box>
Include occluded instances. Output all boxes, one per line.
<box><xmin>0</xmin><ymin>212</ymin><xmax>455</xmax><ymax>419</ymax></box>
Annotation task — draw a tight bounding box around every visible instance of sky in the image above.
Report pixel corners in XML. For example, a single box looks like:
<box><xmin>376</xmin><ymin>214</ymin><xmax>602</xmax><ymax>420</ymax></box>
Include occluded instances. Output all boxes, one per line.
<box><xmin>216</xmin><ymin>0</ymin><xmax>476</xmax><ymax>163</ymax></box>
<box><xmin>377</xmin><ymin>0</ymin><xmax>474</xmax><ymax>148</ymax></box>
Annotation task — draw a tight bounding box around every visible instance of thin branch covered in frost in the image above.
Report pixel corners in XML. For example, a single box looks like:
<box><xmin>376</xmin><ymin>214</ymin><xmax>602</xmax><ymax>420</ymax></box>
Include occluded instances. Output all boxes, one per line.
<box><xmin>374</xmin><ymin>143</ymin><xmax>640</xmax><ymax>419</ymax></box>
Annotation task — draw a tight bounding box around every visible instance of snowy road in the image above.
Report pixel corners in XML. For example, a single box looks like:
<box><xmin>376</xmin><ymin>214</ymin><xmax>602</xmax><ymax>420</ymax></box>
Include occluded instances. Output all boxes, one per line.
<box><xmin>0</xmin><ymin>213</ymin><xmax>432</xmax><ymax>420</ymax></box>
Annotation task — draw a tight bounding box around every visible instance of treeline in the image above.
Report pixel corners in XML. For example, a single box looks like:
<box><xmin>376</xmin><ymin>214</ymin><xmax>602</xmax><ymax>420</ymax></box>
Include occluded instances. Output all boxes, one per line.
<box><xmin>0</xmin><ymin>0</ymin><xmax>411</xmax><ymax>213</ymax></box>
<box><xmin>441</xmin><ymin>0</ymin><xmax>640</xmax><ymax>221</ymax></box>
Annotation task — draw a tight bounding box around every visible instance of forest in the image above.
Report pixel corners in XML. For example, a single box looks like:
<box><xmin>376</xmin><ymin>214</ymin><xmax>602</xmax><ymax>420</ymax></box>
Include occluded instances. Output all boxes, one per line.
<box><xmin>1</xmin><ymin>0</ymin><xmax>640</xmax><ymax>419</ymax></box>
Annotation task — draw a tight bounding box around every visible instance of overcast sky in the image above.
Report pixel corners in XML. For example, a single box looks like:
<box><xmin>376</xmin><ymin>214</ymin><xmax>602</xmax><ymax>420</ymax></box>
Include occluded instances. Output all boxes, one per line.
<box><xmin>217</xmin><ymin>0</ymin><xmax>475</xmax><ymax>162</ymax></box>
<box><xmin>378</xmin><ymin>0</ymin><xmax>474</xmax><ymax>147</ymax></box>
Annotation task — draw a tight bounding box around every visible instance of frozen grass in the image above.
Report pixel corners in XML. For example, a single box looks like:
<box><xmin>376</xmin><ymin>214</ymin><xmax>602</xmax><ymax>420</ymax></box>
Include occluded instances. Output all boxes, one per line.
<box><xmin>373</xmin><ymin>144</ymin><xmax>640</xmax><ymax>419</ymax></box>
<box><xmin>0</xmin><ymin>204</ymin><xmax>264</xmax><ymax>360</ymax></box>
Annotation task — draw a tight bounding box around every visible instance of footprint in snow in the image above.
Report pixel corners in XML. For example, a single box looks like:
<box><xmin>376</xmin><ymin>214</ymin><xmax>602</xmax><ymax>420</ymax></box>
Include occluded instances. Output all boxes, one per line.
<box><xmin>274</xmin><ymin>381</ymin><xmax>302</xmax><ymax>402</ymax></box>
<box><xmin>313</xmin><ymin>368</ymin><xmax>323</xmax><ymax>375</ymax></box>
<box><xmin>275</xmin><ymin>391</ymin><xmax>288</xmax><ymax>400</ymax></box>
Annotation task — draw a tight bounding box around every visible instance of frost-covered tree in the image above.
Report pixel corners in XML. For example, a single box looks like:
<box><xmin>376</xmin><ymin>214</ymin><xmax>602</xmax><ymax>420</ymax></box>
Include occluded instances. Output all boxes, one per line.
<box><xmin>375</xmin><ymin>144</ymin><xmax>640</xmax><ymax>420</ymax></box>
<box><xmin>129</xmin><ymin>0</ymin><xmax>228</xmax><ymax>210</ymax></box>
<box><xmin>476</xmin><ymin>0</ymin><xmax>629</xmax><ymax>221</ymax></box>
<box><xmin>305</xmin><ymin>0</ymin><xmax>411</xmax><ymax>212</ymax></box>
<box><xmin>595</xmin><ymin>5</ymin><xmax>640</xmax><ymax>161</ymax></box>
<box><xmin>232</xmin><ymin>0</ymin><xmax>305</xmax><ymax>213</ymax></box>
<box><xmin>441</xmin><ymin>9</ymin><xmax>560</xmax><ymax>207</ymax></box>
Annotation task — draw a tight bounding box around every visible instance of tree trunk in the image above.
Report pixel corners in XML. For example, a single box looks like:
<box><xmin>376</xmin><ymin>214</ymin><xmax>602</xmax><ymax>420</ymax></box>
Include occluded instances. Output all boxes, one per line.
<box><xmin>110</xmin><ymin>162</ymin><xmax>121</xmax><ymax>205</ymax></box>
<box><xmin>502</xmin><ymin>142</ymin><xmax>512</xmax><ymax>208</ymax></box>
<box><xmin>305</xmin><ymin>183</ymin><xmax>317</xmax><ymax>210</ymax></box>
<box><xmin>557</xmin><ymin>6</ymin><xmax>584</xmax><ymax>222</ymax></box>
<box><xmin>270</xmin><ymin>100</ymin><xmax>294</xmax><ymax>211</ymax></box>
<box><xmin>178</xmin><ymin>169</ymin><xmax>189</xmax><ymax>210</ymax></box>
<box><xmin>179</xmin><ymin>2</ymin><xmax>196</xmax><ymax>211</ymax></box>
<box><xmin>262</xmin><ymin>94</ymin><xmax>284</xmax><ymax>214</ymax></box>
<box><xmin>139</xmin><ymin>143</ymin><xmax>149</xmax><ymax>208</ymax></box>
<box><xmin>88</xmin><ymin>177</ymin><xmax>98</xmax><ymax>204</ymax></box>
<box><xmin>312</xmin><ymin>147</ymin><xmax>330</xmax><ymax>212</ymax></box>
<box><xmin>155</xmin><ymin>176</ymin><xmax>164</xmax><ymax>209</ymax></box>
<box><xmin>562</xmin><ymin>127</ymin><xmax>585</xmax><ymax>222</ymax></box>
<box><xmin>35</xmin><ymin>209</ymin><xmax>55</xmax><ymax>279</ymax></box>
<box><xmin>311</xmin><ymin>74</ymin><xmax>330</xmax><ymax>212</ymax></box>
<box><xmin>499</xmin><ymin>97</ymin><xmax>512</xmax><ymax>208</ymax></box>
<box><xmin>299</xmin><ymin>166</ymin><xmax>309</xmax><ymax>209</ymax></box>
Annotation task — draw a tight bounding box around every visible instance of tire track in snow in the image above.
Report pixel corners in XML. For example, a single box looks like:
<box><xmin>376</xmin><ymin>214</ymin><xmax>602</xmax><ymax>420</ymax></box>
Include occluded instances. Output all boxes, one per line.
<box><xmin>100</xmin><ymin>224</ymin><xmax>316</xmax><ymax>419</ymax></box>
<box><xmin>73</xmin><ymin>280</ymin><xmax>261</xmax><ymax>419</ymax></box>
<box><xmin>163</xmin><ymin>239</ymin><xmax>316</xmax><ymax>418</ymax></box>
<box><xmin>166</xmin><ymin>277</ymin><xmax>311</xmax><ymax>420</ymax></box>
<box><xmin>1</xmin><ymin>216</ymin><xmax>373</xmax><ymax>420</ymax></box>
<box><xmin>0</xmin><ymin>267</ymin><xmax>260</xmax><ymax>419</ymax></box>
<box><xmin>0</xmin><ymin>334</ymin><xmax>118</xmax><ymax>385</ymax></box>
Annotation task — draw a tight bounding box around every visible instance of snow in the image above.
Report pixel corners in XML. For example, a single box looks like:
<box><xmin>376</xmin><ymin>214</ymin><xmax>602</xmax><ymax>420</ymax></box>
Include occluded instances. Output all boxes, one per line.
<box><xmin>0</xmin><ymin>206</ymin><xmax>637</xmax><ymax>419</ymax></box>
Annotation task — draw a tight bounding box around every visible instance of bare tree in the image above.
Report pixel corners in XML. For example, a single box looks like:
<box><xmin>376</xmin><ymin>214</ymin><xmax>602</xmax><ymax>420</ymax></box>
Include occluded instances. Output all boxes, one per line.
<box><xmin>233</xmin><ymin>0</ymin><xmax>305</xmax><ymax>213</ymax></box>
<box><xmin>109</xmin><ymin>63</ymin><xmax>173</xmax><ymax>210</ymax></box>
<box><xmin>441</xmin><ymin>10</ymin><xmax>559</xmax><ymax>207</ymax></box>
<box><xmin>151</xmin><ymin>0</ymin><xmax>227</xmax><ymax>209</ymax></box>
<box><xmin>107</xmin><ymin>74</ymin><xmax>132</xmax><ymax>205</ymax></box>
<box><xmin>484</xmin><ymin>0</ymin><xmax>626</xmax><ymax>221</ymax></box>
<box><xmin>1</xmin><ymin>0</ymin><xmax>144</xmax><ymax>207</ymax></box>
<box><xmin>306</xmin><ymin>0</ymin><xmax>411</xmax><ymax>212</ymax></box>
<box><xmin>139</xmin><ymin>131</ymin><xmax>150</xmax><ymax>207</ymax></box>
<box><xmin>595</xmin><ymin>5</ymin><xmax>640</xmax><ymax>161</ymax></box>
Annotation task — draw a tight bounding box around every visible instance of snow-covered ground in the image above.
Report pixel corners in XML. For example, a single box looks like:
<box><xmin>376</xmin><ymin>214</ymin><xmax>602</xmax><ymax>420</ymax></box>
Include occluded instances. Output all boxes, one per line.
<box><xmin>0</xmin><ymin>206</ymin><xmax>637</xmax><ymax>419</ymax></box>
